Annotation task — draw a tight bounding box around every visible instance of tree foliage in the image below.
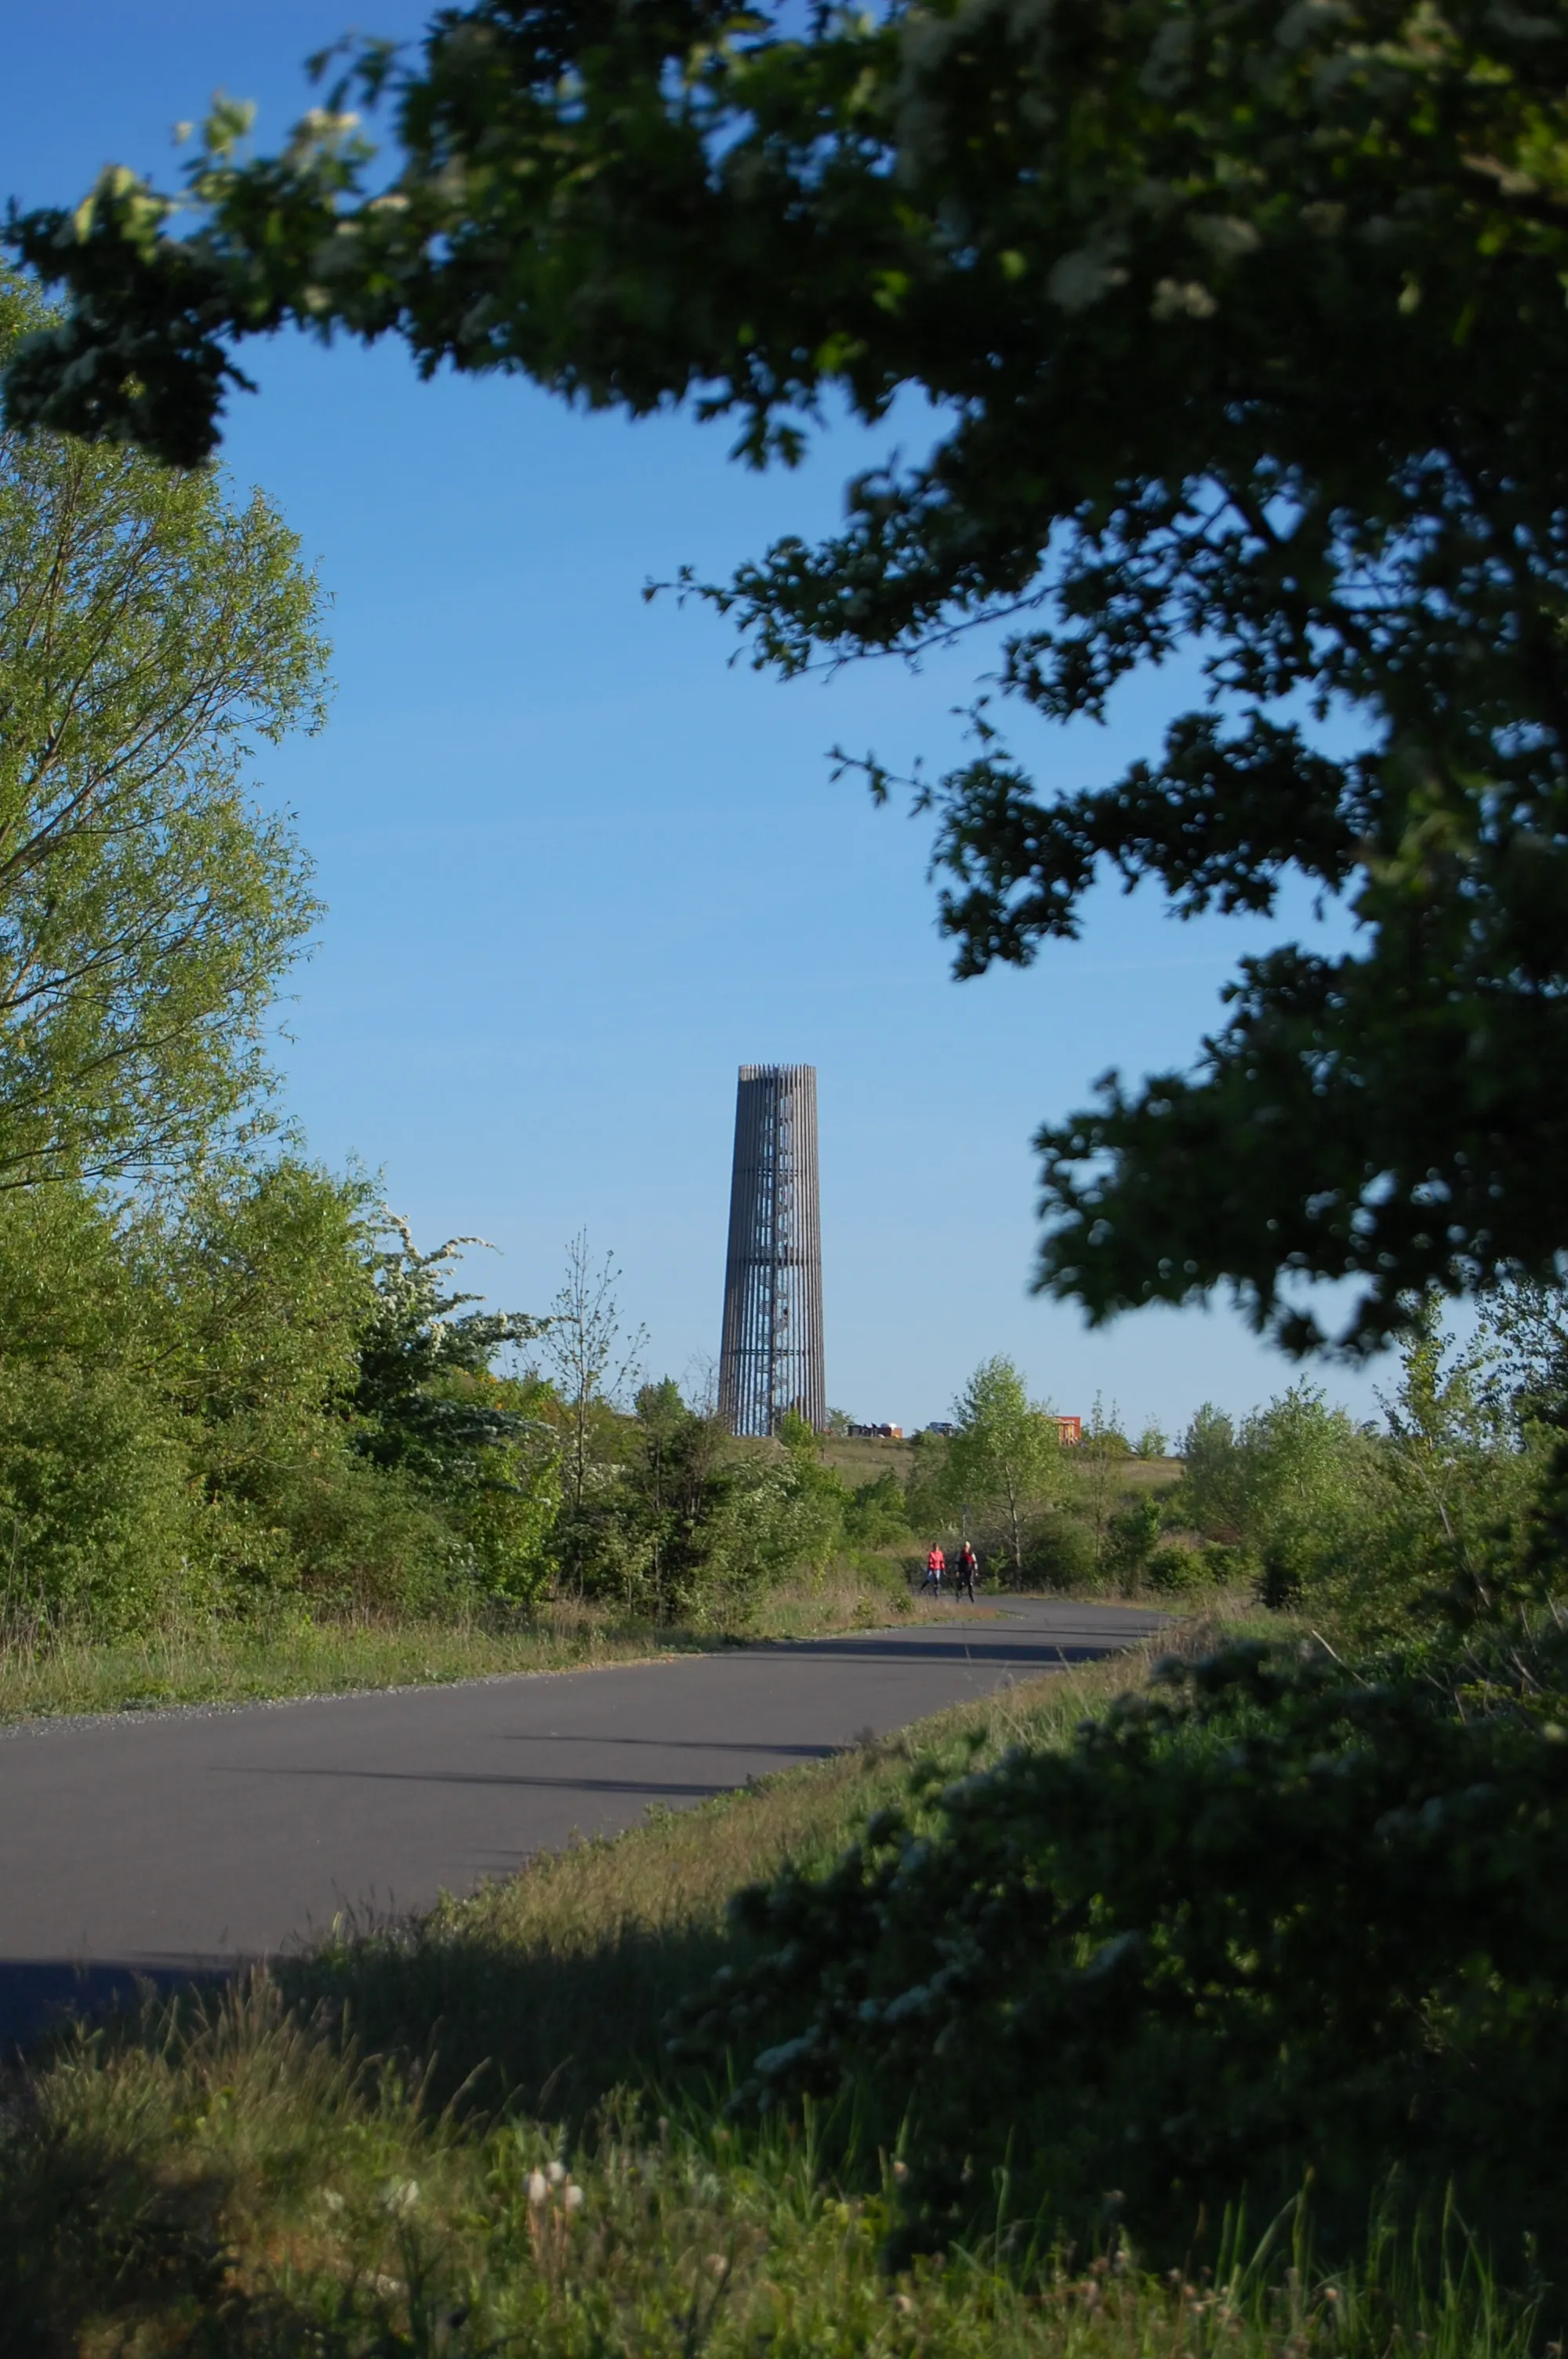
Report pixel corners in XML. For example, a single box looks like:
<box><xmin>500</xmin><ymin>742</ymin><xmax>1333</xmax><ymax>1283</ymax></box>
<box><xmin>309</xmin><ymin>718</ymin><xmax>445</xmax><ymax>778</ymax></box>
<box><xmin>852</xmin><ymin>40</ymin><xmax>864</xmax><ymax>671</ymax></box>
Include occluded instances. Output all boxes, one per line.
<box><xmin>0</xmin><ymin>271</ymin><xmax>324</xmax><ymax>1187</ymax></box>
<box><xmin>1172</xmin><ymin>1298</ymin><xmax>1566</xmax><ymax>1628</ymax></box>
<box><xmin>1181</xmin><ymin>1383</ymin><xmax>1372</xmax><ymax>1604</ymax></box>
<box><xmin>0</xmin><ymin>257</ymin><xmax>859</xmax><ymax>1637</ymax></box>
<box><xmin>347</xmin><ymin>1217</ymin><xmax>559</xmax><ymax>1605</ymax></box>
<box><xmin>0</xmin><ymin>1182</ymin><xmax>896</xmax><ymax>1641</ymax></box>
<box><xmin>939</xmin><ymin>1355</ymin><xmax>1064</xmax><ymax>1578</ymax></box>
<box><xmin>350</xmin><ymin>1214</ymin><xmax>546</xmax><ymax>1485</ymax></box>
<box><xmin>0</xmin><ymin>1172</ymin><xmax>564</xmax><ymax>1636</ymax></box>
<box><xmin>9</xmin><ymin>2</ymin><xmax>1568</xmax><ymax>1343</ymax></box>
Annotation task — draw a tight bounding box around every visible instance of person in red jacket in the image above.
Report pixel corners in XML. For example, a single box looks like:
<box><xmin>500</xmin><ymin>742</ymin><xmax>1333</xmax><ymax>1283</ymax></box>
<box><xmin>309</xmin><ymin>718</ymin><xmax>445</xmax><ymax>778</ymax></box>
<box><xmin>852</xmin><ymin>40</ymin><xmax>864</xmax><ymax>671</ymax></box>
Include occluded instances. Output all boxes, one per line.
<box><xmin>921</xmin><ymin>1543</ymin><xmax>946</xmax><ymax>1594</ymax></box>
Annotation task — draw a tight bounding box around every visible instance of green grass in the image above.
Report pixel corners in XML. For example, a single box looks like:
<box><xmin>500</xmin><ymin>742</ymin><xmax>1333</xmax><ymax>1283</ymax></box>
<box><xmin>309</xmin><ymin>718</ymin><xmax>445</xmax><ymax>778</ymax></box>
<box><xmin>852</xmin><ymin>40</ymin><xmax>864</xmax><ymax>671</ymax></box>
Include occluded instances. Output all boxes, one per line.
<box><xmin>5</xmin><ymin>1608</ymin><xmax>1508</xmax><ymax>2359</ymax></box>
<box><xmin>0</xmin><ymin>1604</ymin><xmax>692</xmax><ymax>1725</ymax></box>
<box><xmin>817</xmin><ymin>1433</ymin><xmax>1184</xmax><ymax>1496</ymax></box>
<box><xmin>0</xmin><ymin>1562</ymin><xmax>967</xmax><ymax>1725</ymax></box>
<box><xmin>818</xmin><ymin>1433</ymin><xmax>919</xmax><ymax>1483</ymax></box>
<box><xmin>0</xmin><ymin>1987</ymin><xmax>1530</xmax><ymax>2358</ymax></box>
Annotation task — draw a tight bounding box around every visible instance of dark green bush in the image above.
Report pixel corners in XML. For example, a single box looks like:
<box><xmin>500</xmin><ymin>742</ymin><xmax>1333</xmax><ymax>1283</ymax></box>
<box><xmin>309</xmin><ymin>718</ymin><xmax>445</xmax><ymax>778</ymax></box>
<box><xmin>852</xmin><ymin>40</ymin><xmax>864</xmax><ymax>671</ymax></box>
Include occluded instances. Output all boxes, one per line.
<box><xmin>1022</xmin><ymin>1509</ymin><xmax>1097</xmax><ymax>1590</ymax></box>
<box><xmin>1106</xmin><ymin>1495</ymin><xmax>1164</xmax><ymax>1586</ymax></box>
<box><xmin>558</xmin><ymin>1390</ymin><xmax>854</xmax><ymax>1624</ymax></box>
<box><xmin>1143</xmin><ymin>1541</ymin><xmax>1207</xmax><ymax>1595</ymax></box>
<box><xmin>844</xmin><ymin>1470</ymin><xmax>910</xmax><ymax>1548</ymax></box>
<box><xmin>1198</xmin><ymin>1540</ymin><xmax>1260</xmax><ymax>1589</ymax></box>
<box><xmin>677</xmin><ymin>1635</ymin><xmax>1568</xmax><ymax>2281</ymax></box>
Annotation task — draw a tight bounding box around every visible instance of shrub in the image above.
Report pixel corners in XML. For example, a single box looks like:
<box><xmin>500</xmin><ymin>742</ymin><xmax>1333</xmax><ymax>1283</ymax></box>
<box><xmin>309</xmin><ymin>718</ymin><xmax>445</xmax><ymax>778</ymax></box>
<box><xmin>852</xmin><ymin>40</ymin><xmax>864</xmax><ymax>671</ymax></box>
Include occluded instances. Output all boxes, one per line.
<box><xmin>0</xmin><ymin>1171</ymin><xmax>566</xmax><ymax>1637</ymax></box>
<box><xmin>460</xmin><ymin>1444</ymin><xmax>560</xmax><ymax>1609</ymax></box>
<box><xmin>0</xmin><ymin>1359</ymin><xmax>197</xmax><ymax>1638</ymax></box>
<box><xmin>242</xmin><ymin>1450</ymin><xmax>467</xmax><ymax>1619</ymax></box>
<box><xmin>1181</xmin><ymin>1387</ymin><xmax>1374</xmax><ymax>1604</ymax></box>
<box><xmin>844</xmin><ymin>1470</ymin><xmax>910</xmax><ymax>1548</ymax></box>
<box><xmin>1105</xmin><ymin>1495</ymin><xmax>1164</xmax><ymax>1587</ymax></box>
<box><xmin>1199</xmin><ymin>1539</ymin><xmax>1260</xmax><ymax>1590</ymax></box>
<box><xmin>560</xmin><ymin>1397</ymin><xmax>855</xmax><ymax>1627</ymax></box>
<box><xmin>1180</xmin><ymin>1403</ymin><xmax>1247</xmax><ymax>1538</ymax></box>
<box><xmin>680</xmin><ymin>1634</ymin><xmax>1568</xmax><ymax>2280</ymax></box>
<box><xmin>698</xmin><ymin>1450</ymin><xmax>846</xmax><ymax>1619</ymax></box>
<box><xmin>1144</xmin><ymin>1542</ymin><xmax>1207</xmax><ymax>1596</ymax></box>
<box><xmin>1022</xmin><ymin>1509</ymin><xmax>1097</xmax><ymax>1591</ymax></box>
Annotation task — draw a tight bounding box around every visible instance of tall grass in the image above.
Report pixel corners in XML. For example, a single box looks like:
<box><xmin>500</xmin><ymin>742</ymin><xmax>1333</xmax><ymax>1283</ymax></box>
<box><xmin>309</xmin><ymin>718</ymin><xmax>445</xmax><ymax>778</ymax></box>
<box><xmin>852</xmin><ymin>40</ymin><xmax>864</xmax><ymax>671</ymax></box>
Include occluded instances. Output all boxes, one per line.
<box><xmin>0</xmin><ymin>1599</ymin><xmax>700</xmax><ymax>1724</ymax></box>
<box><xmin>0</xmin><ymin>1976</ymin><xmax>1532</xmax><ymax>2359</ymax></box>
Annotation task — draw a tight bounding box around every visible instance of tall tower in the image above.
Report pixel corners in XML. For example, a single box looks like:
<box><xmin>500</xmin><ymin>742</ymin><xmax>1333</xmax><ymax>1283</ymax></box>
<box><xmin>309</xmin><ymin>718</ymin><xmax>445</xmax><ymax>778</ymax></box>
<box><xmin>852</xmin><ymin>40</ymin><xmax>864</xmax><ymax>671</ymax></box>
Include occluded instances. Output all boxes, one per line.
<box><xmin>718</xmin><ymin>1064</ymin><xmax>826</xmax><ymax>1435</ymax></box>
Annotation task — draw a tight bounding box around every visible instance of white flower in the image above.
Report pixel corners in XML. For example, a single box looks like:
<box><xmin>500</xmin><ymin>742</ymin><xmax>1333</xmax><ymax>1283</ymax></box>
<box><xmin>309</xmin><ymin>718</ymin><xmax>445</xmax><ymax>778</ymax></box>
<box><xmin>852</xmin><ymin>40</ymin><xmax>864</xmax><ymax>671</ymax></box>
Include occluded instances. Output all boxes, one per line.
<box><xmin>1047</xmin><ymin>245</ymin><xmax>1129</xmax><ymax>313</ymax></box>
<box><xmin>1152</xmin><ymin>278</ymin><xmax>1218</xmax><ymax>322</ymax></box>
<box><xmin>546</xmin><ymin>2160</ymin><xmax>567</xmax><ymax>2186</ymax></box>
<box><xmin>1186</xmin><ymin>213</ymin><xmax>1260</xmax><ymax>264</ymax></box>
<box><xmin>382</xmin><ymin>2179</ymin><xmax>419</xmax><ymax>2216</ymax></box>
<box><xmin>563</xmin><ymin>2183</ymin><xmax>586</xmax><ymax>2213</ymax></box>
<box><xmin>527</xmin><ymin>2169</ymin><xmax>550</xmax><ymax>2208</ymax></box>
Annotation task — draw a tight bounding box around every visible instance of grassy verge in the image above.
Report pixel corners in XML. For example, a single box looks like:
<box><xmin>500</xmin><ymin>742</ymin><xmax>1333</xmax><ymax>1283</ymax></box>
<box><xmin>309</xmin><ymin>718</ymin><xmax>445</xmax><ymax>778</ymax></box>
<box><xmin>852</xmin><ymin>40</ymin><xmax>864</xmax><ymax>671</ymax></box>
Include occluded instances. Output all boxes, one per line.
<box><xmin>0</xmin><ymin>1563</ymin><xmax>976</xmax><ymax>1725</ymax></box>
<box><xmin>0</xmin><ymin>1603</ymin><xmax>686</xmax><ymax>1725</ymax></box>
<box><xmin>7</xmin><ymin>1609</ymin><xmax>1511</xmax><ymax>2359</ymax></box>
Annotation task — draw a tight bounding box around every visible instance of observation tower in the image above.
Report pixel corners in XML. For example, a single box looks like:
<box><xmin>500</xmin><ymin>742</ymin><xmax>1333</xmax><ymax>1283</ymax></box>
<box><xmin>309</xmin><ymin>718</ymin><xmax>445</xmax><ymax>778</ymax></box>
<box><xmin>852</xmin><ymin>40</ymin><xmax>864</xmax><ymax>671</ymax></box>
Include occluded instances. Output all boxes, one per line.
<box><xmin>717</xmin><ymin>1064</ymin><xmax>826</xmax><ymax>1435</ymax></box>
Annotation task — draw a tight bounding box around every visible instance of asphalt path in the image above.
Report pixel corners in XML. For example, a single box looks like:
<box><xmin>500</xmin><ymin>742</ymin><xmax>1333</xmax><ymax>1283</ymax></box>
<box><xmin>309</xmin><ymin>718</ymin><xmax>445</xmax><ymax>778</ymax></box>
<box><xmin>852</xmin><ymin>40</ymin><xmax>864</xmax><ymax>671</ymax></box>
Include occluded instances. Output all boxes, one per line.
<box><xmin>0</xmin><ymin>1598</ymin><xmax>1165</xmax><ymax>2045</ymax></box>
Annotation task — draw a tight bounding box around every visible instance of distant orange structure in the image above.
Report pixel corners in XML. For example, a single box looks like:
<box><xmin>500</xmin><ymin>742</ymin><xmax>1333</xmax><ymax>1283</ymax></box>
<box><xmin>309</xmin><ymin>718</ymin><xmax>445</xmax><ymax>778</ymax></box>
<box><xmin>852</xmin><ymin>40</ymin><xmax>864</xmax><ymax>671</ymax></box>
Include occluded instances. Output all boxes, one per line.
<box><xmin>1056</xmin><ymin>1416</ymin><xmax>1083</xmax><ymax>1445</ymax></box>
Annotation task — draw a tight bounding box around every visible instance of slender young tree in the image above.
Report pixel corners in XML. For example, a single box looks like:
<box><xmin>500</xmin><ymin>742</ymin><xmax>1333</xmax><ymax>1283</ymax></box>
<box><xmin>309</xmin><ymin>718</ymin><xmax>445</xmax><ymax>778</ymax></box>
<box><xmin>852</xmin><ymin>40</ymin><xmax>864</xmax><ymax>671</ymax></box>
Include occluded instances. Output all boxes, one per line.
<box><xmin>946</xmin><ymin>1357</ymin><xmax>1063</xmax><ymax>1582</ymax></box>
<box><xmin>1075</xmin><ymin>1397</ymin><xmax>1132</xmax><ymax>1575</ymax></box>
<box><xmin>540</xmin><ymin>1232</ymin><xmax>647</xmax><ymax>1514</ymax></box>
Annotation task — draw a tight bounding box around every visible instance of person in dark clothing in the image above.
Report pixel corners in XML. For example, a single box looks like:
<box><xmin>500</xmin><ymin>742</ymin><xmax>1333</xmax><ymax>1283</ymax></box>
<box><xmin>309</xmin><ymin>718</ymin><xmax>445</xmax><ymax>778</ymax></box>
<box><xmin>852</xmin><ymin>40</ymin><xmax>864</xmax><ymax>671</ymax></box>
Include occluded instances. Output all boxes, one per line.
<box><xmin>956</xmin><ymin>1540</ymin><xmax>979</xmax><ymax>1601</ymax></box>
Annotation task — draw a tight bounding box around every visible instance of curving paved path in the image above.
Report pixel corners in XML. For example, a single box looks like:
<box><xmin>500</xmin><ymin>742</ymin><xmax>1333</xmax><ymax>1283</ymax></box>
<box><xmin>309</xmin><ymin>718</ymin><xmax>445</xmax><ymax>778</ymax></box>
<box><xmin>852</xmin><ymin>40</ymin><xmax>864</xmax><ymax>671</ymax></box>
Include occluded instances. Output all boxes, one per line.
<box><xmin>0</xmin><ymin>1598</ymin><xmax>1165</xmax><ymax>2045</ymax></box>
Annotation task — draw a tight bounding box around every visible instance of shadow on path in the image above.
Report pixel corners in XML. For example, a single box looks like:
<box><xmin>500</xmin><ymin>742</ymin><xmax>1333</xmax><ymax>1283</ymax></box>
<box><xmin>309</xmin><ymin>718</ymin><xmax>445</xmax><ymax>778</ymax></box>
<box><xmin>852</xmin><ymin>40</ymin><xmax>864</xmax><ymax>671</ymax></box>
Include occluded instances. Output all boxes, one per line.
<box><xmin>211</xmin><ymin>1765</ymin><xmax>745</xmax><ymax>1800</ymax></box>
<box><xmin>0</xmin><ymin>1959</ymin><xmax>229</xmax><ymax>2053</ymax></box>
<box><xmin>499</xmin><ymin>1732</ymin><xmax>837</xmax><ymax>1758</ymax></box>
<box><xmin>751</xmin><ymin>1634</ymin><xmax>1120</xmax><ymax>1666</ymax></box>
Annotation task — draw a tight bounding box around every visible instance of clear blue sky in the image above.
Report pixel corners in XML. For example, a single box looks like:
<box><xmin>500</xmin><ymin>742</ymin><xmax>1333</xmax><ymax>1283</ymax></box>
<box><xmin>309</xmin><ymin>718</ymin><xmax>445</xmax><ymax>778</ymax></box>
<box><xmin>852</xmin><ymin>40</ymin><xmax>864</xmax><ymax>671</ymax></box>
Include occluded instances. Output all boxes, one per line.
<box><xmin>2</xmin><ymin>5</ymin><xmax>1389</xmax><ymax>1438</ymax></box>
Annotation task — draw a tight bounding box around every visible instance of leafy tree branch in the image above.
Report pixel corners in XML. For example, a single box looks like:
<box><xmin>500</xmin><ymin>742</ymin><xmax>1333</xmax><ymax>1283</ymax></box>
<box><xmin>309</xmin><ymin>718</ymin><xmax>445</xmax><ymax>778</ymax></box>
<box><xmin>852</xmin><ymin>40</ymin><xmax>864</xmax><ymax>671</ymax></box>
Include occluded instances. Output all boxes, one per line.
<box><xmin>11</xmin><ymin>2</ymin><xmax>1568</xmax><ymax>1342</ymax></box>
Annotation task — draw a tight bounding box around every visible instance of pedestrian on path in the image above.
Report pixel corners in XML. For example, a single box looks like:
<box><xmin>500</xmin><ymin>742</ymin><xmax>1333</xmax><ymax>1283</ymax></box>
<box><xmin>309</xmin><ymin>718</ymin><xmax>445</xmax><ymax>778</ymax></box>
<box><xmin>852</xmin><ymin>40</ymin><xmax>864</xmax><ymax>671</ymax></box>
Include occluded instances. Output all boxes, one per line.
<box><xmin>920</xmin><ymin>1543</ymin><xmax>946</xmax><ymax>1594</ymax></box>
<box><xmin>956</xmin><ymin>1540</ymin><xmax>979</xmax><ymax>1602</ymax></box>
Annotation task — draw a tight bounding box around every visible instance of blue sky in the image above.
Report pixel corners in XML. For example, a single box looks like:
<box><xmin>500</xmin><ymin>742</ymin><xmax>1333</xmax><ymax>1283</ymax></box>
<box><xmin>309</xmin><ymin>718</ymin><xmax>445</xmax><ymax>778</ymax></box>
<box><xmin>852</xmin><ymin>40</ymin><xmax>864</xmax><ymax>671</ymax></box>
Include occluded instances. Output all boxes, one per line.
<box><xmin>2</xmin><ymin>5</ymin><xmax>1391</xmax><ymax>1437</ymax></box>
